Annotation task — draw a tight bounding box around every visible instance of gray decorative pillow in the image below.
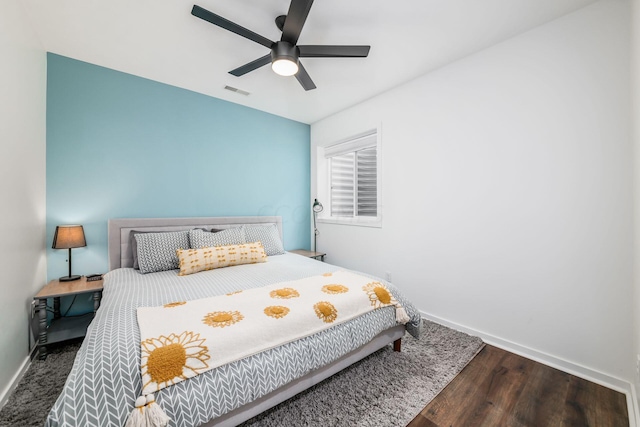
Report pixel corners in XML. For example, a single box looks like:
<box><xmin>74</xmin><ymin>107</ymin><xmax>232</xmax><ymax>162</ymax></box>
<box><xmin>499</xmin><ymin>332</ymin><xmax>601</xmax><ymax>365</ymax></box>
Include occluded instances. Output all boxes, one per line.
<box><xmin>189</xmin><ymin>227</ymin><xmax>246</xmax><ymax>249</ymax></box>
<box><xmin>129</xmin><ymin>230</ymin><xmax>148</xmax><ymax>270</ymax></box>
<box><xmin>135</xmin><ymin>231</ymin><xmax>190</xmax><ymax>274</ymax></box>
<box><xmin>131</xmin><ymin>230</ymin><xmax>206</xmax><ymax>269</ymax></box>
<box><xmin>244</xmin><ymin>224</ymin><xmax>285</xmax><ymax>256</ymax></box>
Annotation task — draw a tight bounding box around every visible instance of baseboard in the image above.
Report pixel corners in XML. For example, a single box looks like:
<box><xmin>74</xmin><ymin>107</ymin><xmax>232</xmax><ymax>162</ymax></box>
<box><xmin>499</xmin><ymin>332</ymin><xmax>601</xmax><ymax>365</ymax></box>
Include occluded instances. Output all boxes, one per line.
<box><xmin>0</xmin><ymin>353</ymin><xmax>32</xmax><ymax>410</ymax></box>
<box><xmin>421</xmin><ymin>311</ymin><xmax>640</xmax><ymax>427</ymax></box>
<box><xmin>627</xmin><ymin>384</ymin><xmax>640</xmax><ymax>427</ymax></box>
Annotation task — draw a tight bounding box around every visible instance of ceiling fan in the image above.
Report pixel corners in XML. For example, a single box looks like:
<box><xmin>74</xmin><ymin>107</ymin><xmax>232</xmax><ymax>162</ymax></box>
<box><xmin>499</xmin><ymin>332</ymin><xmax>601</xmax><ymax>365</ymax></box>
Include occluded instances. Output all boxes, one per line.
<box><xmin>191</xmin><ymin>0</ymin><xmax>370</xmax><ymax>91</ymax></box>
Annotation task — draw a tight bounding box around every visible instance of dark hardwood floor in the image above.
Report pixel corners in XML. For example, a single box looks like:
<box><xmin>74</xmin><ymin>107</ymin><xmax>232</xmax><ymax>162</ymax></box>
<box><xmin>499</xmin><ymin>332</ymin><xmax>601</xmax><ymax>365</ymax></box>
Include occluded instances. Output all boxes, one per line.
<box><xmin>408</xmin><ymin>345</ymin><xmax>629</xmax><ymax>427</ymax></box>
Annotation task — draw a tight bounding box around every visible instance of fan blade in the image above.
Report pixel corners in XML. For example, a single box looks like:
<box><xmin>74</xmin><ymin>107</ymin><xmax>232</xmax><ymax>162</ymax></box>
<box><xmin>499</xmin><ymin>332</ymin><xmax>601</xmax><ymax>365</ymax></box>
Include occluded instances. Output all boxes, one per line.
<box><xmin>281</xmin><ymin>0</ymin><xmax>314</xmax><ymax>45</ymax></box>
<box><xmin>229</xmin><ymin>54</ymin><xmax>272</xmax><ymax>76</ymax></box>
<box><xmin>295</xmin><ymin>61</ymin><xmax>316</xmax><ymax>91</ymax></box>
<box><xmin>192</xmin><ymin>5</ymin><xmax>273</xmax><ymax>49</ymax></box>
<box><xmin>298</xmin><ymin>45</ymin><xmax>370</xmax><ymax>58</ymax></box>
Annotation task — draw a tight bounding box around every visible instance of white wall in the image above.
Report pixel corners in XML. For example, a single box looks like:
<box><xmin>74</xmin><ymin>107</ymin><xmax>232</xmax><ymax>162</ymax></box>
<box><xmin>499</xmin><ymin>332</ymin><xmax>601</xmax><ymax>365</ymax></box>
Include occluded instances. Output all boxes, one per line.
<box><xmin>632</xmin><ymin>0</ymin><xmax>640</xmax><ymax>398</ymax></box>
<box><xmin>0</xmin><ymin>0</ymin><xmax>47</xmax><ymax>403</ymax></box>
<box><xmin>312</xmin><ymin>0</ymin><xmax>634</xmax><ymax>384</ymax></box>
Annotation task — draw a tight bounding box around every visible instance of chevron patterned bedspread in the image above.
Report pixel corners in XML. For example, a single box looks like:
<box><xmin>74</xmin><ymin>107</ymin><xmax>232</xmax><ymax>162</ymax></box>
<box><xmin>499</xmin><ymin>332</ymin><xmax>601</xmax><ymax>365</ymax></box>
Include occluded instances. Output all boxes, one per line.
<box><xmin>46</xmin><ymin>253</ymin><xmax>421</xmax><ymax>427</ymax></box>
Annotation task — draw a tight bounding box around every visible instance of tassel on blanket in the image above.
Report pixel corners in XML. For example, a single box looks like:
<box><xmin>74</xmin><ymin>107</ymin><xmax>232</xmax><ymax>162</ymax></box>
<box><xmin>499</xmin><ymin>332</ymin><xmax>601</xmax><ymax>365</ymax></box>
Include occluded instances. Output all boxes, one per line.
<box><xmin>395</xmin><ymin>306</ymin><xmax>410</xmax><ymax>324</ymax></box>
<box><xmin>125</xmin><ymin>394</ymin><xmax>170</xmax><ymax>427</ymax></box>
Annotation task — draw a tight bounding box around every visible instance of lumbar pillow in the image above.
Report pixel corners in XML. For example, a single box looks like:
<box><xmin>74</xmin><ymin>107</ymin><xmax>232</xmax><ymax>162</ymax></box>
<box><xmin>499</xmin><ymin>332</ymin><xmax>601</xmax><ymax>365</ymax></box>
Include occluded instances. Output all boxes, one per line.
<box><xmin>176</xmin><ymin>242</ymin><xmax>267</xmax><ymax>276</ymax></box>
<box><xmin>135</xmin><ymin>231</ymin><xmax>190</xmax><ymax>274</ymax></box>
<box><xmin>243</xmin><ymin>224</ymin><xmax>285</xmax><ymax>256</ymax></box>
<box><xmin>189</xmin><ymin>227</ymin><xmax>246</xmax><ymax>249</ymax></box>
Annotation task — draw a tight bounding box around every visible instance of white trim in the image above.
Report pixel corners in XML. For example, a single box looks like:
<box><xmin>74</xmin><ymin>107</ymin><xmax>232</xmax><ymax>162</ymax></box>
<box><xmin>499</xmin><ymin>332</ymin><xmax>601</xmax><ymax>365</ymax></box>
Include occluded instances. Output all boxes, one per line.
<box><xmin>0</xmin><ymin>355</ymin><xmax>31</xmax><ymax>410</ymax></box>
<box><xmin>324</xmin><ymin>130</ymin><xmax>376</xmax><ymax>158</ymax></box>
<box><xmin>628</xmin><ymin>384</ymin><xmax>640</xmax><ymax>427</ymax></box>
<box><xmin>421</xmin><ymin>311</ymin><xmax>640</xmax><ymax>427</ymax></box>
<box><xmin>317</xmin><ymin>216</ymin><xmax>382</xmax><ymax>228</ymax></box>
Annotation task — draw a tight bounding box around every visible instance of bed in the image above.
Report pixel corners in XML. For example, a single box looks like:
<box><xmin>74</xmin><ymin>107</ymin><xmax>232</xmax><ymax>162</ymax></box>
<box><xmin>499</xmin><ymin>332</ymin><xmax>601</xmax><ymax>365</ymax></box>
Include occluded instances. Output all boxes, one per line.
<box><xmin>46</xmin><ymin>216</ymin><xmax>421</xmax><ymax>427</ymax></box>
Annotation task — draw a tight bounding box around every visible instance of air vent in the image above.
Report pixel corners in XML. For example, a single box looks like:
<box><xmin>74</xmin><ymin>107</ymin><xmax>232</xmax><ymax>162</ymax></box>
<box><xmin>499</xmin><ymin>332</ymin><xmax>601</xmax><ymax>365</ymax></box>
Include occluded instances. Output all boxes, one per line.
<box><xmin>224</xmin><ymin>85</ymin><xmax>250</xmax><ymax>96</ymax></box>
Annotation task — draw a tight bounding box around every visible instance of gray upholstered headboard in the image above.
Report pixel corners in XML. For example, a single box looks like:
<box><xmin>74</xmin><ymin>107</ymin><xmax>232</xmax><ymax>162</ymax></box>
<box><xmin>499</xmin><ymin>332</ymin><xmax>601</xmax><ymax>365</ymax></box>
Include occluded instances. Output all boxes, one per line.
<box><xmin>107</xmin><ymin>216</ymin><xmax>283</xmax><ymax>271</ymax></box>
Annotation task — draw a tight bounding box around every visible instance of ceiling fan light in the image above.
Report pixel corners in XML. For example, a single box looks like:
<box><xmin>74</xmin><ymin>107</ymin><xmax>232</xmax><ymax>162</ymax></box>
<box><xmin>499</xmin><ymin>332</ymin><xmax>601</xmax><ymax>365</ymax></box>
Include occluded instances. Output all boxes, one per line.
<box><xmin>272</xmin><ymin>58</ymin><xmax>299</xmax><ymax>76</ymax></box>
<box><xmin>271</xmin><ymin>41</ymin><xmax>300</xmax><ymax>77</ymax></box>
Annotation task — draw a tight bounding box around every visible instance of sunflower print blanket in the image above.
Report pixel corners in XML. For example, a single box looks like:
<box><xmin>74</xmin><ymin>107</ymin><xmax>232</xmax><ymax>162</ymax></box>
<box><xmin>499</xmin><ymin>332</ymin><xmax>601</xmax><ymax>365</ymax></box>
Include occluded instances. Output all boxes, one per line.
<box><xmin>136</xmin><ymin>270</ymin><xmax>410</xmax><ymax>396</ymax></box>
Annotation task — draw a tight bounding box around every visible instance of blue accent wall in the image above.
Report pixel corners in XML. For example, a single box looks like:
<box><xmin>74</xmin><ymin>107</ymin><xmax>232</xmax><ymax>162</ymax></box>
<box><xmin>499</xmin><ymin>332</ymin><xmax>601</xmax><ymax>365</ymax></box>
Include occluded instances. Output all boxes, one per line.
<box><xmin>46</xmin><ymin>54</ymin><xmax>310</xmax><ymax>290</ymax></box>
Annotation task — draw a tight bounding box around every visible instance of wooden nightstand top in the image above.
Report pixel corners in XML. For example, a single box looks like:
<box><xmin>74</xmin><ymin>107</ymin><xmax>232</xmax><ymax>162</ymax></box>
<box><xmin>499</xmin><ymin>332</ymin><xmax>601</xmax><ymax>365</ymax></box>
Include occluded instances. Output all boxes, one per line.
<box><xmin>290</xmin><ymin>249</ymin><xmax>326</xmax><ymax>258</ymax></box>
<box><xmin>35</xmin><ymin>276</ymin><xmax>103</xmax><ymax>299</ymax></box>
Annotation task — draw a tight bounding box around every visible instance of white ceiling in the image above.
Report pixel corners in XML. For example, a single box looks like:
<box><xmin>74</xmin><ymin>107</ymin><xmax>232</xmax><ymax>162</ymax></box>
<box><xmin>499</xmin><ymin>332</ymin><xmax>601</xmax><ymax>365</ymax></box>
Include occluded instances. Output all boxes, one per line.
<box><xmin>21</xmin><ymin>0</ymin><xmax>598</xmax><ymax>124</ymax></box>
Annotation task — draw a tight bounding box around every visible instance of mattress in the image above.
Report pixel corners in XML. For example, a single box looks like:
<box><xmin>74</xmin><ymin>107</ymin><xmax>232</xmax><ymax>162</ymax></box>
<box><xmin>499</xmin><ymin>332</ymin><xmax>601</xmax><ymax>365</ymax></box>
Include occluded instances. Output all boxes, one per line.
<box><xmin>46</xmin><ymin>253</ymin><xmax>421</xmax><ymax>427</ymax></box>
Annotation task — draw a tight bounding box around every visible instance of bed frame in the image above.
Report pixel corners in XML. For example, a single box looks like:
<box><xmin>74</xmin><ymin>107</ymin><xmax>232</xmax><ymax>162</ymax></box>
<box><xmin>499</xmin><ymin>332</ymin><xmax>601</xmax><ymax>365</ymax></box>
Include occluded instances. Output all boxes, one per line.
<box><xmin>107</xmin><ymin>216</ymin><xmax>405</xmax><ymax>427</ymax></box>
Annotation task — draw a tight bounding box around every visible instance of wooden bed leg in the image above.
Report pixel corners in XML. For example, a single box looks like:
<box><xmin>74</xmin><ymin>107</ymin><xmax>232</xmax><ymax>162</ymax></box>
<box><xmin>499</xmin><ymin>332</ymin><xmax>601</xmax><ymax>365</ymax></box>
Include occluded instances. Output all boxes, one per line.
<box><xmin>393</xmin><ymin>338</ymin><xmax>401</xmax><ymax>352</ymax></box>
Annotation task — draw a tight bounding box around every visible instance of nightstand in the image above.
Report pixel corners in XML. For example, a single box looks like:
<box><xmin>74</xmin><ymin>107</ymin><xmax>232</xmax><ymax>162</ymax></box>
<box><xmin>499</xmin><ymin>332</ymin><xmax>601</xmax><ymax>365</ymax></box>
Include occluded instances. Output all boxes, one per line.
<box><xmin>290</xmin><ymin>249</ymin><xmax>326</xmax><ymax>262</ymax></box>
<box><xmin>34</xmin><ymin>276</ymin><xmax>103</xmax><ymax>360</ymax></box>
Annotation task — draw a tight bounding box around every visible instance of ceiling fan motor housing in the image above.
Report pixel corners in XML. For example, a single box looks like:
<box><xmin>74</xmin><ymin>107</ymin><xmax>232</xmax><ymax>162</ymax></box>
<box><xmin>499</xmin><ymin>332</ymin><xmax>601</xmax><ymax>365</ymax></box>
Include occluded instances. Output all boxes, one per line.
<box><xmin>271</xmin><ymin>41</ymin><xmax>299</xmax><ymax>64</ymax></box>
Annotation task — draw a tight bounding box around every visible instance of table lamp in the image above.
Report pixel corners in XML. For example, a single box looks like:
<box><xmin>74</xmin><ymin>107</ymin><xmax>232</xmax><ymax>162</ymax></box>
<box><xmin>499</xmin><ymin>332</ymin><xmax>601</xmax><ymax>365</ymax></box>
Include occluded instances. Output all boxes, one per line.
<box><xmin>52</xmin><ymin>225</ymin><xmax>86</xmax><ymax>282</ymax></box>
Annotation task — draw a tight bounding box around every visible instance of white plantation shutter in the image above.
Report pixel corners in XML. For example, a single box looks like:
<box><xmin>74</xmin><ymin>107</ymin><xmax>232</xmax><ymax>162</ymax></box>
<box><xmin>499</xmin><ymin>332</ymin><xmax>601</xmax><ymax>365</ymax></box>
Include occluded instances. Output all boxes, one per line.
<box><xmin>326</xmin><ymin>131</ymin><xmax>377</xmax><ymax>218</ymax></box>
<box><xmin>356</xmin><ymin>147</ymin><xmax>377</xmax><ymax>216</ymax></box>
<box><xmin>330</xmin><ymin>152</ymin><xmax>355</xmax><ymax>216</ymax></box>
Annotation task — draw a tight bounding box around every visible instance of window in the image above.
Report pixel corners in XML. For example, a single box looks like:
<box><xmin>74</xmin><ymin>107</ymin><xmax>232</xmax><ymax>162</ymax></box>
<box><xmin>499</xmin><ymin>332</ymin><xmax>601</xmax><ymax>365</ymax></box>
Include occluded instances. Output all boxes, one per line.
<box><xmin>317</xmin><ymin>129</ymin><xmax>381</xmax><ymax>227</ymax></box>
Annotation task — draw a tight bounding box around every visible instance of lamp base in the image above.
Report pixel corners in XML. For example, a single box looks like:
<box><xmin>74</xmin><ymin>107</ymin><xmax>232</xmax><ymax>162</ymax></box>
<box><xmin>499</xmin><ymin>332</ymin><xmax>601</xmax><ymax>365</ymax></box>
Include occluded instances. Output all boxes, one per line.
<box><xmin>59</xmin><ymin>275</ymin><xmax>81</xmax><ymax>282</ymax></box>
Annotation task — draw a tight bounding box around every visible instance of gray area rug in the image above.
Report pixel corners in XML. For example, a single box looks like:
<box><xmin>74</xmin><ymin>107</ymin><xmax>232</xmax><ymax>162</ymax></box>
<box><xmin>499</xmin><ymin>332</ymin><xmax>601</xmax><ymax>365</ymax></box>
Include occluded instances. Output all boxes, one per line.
<box><xmin>0</xmin><ymin>339</ymin><xmax>82</xmax><ymax>427</ymax></box>
<box><xmin>0</xmin><ymin>321</ymin><xmax>483</xmax><ymax>427</ymax></box>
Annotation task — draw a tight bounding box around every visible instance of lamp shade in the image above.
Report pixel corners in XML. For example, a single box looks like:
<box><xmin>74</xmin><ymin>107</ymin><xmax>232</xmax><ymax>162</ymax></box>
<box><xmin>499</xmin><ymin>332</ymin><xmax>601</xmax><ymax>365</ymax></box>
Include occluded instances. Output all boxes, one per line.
<box><xmin>52</xmin><ymin>225</ymin><xmax>86</xmax><ymax>249</ymax></box>
<box><xmin>313</xmin><ymin>199</ymin><xmax>323</xmax><ymax>213</ymax></box>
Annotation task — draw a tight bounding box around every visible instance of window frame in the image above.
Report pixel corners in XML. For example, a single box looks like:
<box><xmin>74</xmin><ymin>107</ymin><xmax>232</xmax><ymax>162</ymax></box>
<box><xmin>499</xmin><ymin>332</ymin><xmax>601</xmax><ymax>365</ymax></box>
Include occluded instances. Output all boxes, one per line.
<box><xmin>316</xmin><ymin>127</ymin><xmax>382</xmax><ymax>228</ymax></box>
